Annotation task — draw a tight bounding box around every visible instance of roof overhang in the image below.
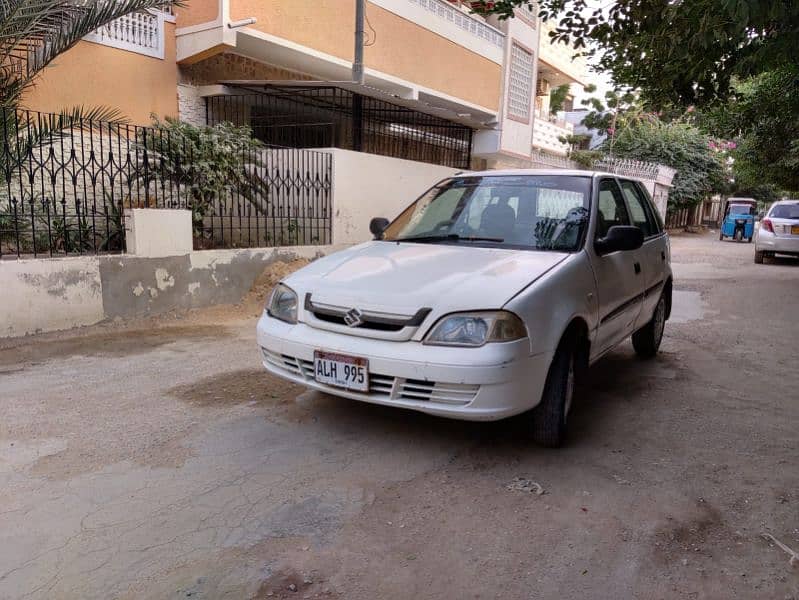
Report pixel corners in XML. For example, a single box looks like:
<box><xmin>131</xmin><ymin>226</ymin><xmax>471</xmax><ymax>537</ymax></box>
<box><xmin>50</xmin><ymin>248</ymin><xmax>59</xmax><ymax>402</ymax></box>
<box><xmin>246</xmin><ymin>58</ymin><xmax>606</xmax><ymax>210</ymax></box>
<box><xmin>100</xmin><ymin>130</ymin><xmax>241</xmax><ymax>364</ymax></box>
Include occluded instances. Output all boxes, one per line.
<box><xmin>210</xmin><ymin>80</ymin><xmax>495</xmax><ymax>130</ymax></box>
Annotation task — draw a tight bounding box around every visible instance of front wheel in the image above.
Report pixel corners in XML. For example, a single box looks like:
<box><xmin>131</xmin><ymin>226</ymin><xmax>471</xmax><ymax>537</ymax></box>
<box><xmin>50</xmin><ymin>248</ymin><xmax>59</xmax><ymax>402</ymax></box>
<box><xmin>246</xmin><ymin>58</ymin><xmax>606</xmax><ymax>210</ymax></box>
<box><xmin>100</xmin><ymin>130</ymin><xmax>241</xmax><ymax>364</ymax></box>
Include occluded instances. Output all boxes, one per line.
<box><xmin>632</xmin><ymin>295</ymin><xmax>666</xmax><ymax>359</ymax></box>
<box><xmin>530</xmin><ymin>340</ymin><xmax>575</xmax><ymax>448</ymax></box>
<box><xmin>734</xmin><ymin>229</ymin><xmax>743</xmax><ymax>242</ymax></box>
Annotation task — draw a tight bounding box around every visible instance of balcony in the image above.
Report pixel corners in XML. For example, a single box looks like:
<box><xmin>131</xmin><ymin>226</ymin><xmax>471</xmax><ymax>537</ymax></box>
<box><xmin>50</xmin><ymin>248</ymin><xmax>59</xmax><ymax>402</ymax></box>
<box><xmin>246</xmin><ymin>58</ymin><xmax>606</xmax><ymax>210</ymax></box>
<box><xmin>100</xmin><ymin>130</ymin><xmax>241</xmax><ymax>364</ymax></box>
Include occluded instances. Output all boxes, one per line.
<box><xmin>537</xmin><ymin>20</ymin><xmax>586</xmax><ymax>86</ymax></box>
<box><xmin>84</xmin><ymin>8</ymin><xmax>174</xmax><ymax>59</ymax></box>
<box><xmin>532</xmin><ymin>111</ymin><xmax>573</xmax><ymax>155</ymax></box>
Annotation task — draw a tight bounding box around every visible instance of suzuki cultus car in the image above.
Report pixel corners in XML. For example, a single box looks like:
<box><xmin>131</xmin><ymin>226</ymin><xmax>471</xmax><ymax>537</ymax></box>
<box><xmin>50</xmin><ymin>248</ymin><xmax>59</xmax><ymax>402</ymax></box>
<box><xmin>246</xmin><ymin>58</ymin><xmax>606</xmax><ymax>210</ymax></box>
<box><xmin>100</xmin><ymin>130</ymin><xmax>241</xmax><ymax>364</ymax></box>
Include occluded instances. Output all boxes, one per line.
<box><xmin>257</xmin><ymin>170</ymin><xmax>672</xmax><ymax>446</ymax></box>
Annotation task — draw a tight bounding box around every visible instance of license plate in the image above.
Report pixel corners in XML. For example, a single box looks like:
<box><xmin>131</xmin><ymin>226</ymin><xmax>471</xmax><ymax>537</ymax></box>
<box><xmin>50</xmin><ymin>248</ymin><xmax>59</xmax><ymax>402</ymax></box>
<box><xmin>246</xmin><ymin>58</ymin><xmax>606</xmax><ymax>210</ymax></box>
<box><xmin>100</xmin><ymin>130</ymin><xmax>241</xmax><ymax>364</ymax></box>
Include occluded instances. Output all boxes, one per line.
<box><xmin>313</xmin><ymin>351</ymin><xmax>369</xmax><ymax>392</ymax></box>
<box><xmin>792</xmin><ymin>225</ymin><xmax>799</xmax><ymax>235</ymax></box>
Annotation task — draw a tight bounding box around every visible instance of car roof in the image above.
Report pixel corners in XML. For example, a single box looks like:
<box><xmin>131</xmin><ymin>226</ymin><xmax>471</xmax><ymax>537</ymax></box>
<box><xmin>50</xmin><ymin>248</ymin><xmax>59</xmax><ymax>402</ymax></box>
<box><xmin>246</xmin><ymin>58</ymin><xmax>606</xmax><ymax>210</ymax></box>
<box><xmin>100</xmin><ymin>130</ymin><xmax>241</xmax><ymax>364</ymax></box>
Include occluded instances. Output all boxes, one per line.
<box><xmin>462</xmin><ymin>168</ymin><xmax>632</xmax><ymax>179</ymax></box>
<box><xmin>773</xmin><ymin>199</ymin><xmax>799</xmax><ymax>205</ymax></box>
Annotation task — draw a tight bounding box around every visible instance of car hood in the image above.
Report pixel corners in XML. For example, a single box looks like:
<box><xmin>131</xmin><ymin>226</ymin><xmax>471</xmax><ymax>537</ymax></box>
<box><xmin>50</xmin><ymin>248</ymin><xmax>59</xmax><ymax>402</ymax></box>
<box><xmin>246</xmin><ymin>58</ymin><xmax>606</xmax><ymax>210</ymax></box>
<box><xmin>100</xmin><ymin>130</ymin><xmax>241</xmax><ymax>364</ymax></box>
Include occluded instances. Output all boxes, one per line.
<box><xmin>284</xmin><ymin>241</ymin><xmax>569</xmax><ymax>315</ymax></box>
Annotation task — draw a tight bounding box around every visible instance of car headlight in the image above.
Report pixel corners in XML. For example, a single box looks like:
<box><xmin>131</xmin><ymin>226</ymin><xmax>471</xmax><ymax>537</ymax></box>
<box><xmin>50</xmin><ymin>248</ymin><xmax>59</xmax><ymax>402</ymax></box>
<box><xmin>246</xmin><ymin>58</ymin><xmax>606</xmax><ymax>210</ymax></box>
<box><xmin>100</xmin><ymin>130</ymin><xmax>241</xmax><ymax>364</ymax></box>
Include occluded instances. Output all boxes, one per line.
<box><xmin>267</xmin><ymin>283</ymin><xmax>298</xmax><ymax>324</ymax></box>
<box><xmin>424</xmin><ymin>311</ymin><xmax>527</xmax><ymax>347</ymax></box>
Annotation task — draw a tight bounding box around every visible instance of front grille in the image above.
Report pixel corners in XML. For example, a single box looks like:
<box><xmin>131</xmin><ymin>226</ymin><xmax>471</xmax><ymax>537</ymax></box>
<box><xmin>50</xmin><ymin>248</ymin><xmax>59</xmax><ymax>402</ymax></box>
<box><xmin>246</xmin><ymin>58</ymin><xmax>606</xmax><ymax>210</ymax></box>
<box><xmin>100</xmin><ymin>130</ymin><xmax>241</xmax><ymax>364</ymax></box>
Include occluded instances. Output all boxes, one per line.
<box><xmin>312</xmin><ymin>311</ymin><xmax>404</xmax><ymax>332</ymax></box>
<box><xmin>261</xmin><ymin>349</ymin><xmax>478</xmax><ymax>406</ymax></box>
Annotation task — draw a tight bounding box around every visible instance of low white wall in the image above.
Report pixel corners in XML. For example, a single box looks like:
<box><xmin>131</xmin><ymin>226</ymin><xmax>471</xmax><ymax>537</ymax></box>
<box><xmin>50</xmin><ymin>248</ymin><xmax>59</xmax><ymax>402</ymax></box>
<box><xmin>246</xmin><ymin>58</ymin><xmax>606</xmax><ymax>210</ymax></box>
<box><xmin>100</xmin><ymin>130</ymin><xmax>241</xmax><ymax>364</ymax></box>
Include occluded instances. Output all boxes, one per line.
<box><xmin>326</xmin><ymin>149</ymin><xmax>461</xmax><ymax>244</ymax></box>
<box><xmin>1</xmin><ymin>257</ymin><xmax>104</xmax><ymax>338</ymax></box>
<box><xmin>0</xmin><ymin>244</ymin><xmax>346</xmax><ymax>339</ymax></box>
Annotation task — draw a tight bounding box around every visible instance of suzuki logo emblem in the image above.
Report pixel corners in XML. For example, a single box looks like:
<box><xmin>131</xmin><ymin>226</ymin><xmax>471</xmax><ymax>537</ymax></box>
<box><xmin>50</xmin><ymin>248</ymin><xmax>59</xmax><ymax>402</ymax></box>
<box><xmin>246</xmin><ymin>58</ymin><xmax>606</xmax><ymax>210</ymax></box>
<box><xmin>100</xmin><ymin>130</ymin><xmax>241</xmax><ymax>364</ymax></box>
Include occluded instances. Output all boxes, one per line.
<box><xmin>343</xmin><ymin>308</ymin><xmax>364</xmax><ymax>327</ymax></box>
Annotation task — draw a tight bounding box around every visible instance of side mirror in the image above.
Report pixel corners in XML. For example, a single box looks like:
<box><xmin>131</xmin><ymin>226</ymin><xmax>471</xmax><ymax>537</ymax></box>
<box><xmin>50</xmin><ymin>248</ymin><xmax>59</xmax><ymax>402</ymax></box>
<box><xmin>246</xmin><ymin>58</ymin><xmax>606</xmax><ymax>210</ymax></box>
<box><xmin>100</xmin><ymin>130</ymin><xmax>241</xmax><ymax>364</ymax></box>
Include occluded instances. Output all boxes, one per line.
<box><xmin>369</xmin><ymin>217</ymin><xmax>389</xmax><ymax>239</ymax></box>
<box><xmin>595</xmin><ymin>225</ymin><xmax>644</xmax><ymax>255</ymax></box>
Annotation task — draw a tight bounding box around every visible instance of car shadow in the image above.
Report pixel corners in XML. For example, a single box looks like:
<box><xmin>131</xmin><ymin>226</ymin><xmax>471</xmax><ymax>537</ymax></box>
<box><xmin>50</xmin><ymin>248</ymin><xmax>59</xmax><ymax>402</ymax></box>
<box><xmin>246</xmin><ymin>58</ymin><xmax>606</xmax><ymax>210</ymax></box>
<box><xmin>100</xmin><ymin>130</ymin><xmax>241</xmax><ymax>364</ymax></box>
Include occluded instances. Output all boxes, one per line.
<box><xmin>286</xmin><ymin>344</ymin><xmax>678</xmax><ymax>453</ymax></box>
<box><xmin>765</xmin><ymin>254</ymin><xmax>799</xmax><ymax>267</ymax></box>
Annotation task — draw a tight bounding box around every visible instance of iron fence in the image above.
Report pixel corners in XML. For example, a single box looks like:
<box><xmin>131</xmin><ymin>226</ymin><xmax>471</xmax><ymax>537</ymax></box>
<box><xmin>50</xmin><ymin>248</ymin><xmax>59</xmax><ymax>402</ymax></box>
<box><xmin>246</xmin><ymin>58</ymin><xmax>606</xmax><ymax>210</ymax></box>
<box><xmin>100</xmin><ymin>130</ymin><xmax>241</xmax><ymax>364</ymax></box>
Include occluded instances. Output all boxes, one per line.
<box><xmin>206</xmin><ymin>85</ymin><xmax>474</xmax><ymax>170</ymax></box>
<box><xmin>0</xmin><ymin>108</ymin><xmax>332</xmax><ymax>259</ymax></box>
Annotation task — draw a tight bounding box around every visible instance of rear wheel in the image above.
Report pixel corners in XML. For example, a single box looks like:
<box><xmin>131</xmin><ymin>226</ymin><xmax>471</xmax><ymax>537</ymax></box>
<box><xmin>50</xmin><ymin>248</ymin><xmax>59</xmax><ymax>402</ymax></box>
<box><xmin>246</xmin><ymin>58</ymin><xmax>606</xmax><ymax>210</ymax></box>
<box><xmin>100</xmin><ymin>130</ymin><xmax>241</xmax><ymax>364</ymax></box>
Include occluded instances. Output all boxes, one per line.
<box><xmin>530</xmin><ymin>338</ymin><xmax>575</xmax><ymax>448</ymax></box>
<box><xmin>754</xmin><ymin>250</ymin><xmax>764</xmax><ymax>264</ymax></box>
<box><xmin>632</xmin><ymin>295</ymin><xmax>666</xmax><ymax>359</ymax></box>
<box><xmin>747</xmin><ymin>236</ymin><xmax>753</xmax><ymax>243</ymax></box>
<box><xmin>719</xmin><ymin>232</ymin><xmax>724</xmax><ymax>241</ymax></box>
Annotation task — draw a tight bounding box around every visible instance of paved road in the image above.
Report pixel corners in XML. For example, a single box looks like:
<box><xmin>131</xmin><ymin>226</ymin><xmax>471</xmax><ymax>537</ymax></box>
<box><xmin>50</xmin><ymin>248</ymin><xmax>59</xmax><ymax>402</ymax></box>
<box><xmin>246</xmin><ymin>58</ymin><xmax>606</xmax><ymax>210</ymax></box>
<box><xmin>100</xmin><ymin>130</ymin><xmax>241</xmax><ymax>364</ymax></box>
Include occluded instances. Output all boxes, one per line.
<box><xmin>1</xmin><ymin>232</ymin><xmax>798</xmax><ymax>599</ymax></box>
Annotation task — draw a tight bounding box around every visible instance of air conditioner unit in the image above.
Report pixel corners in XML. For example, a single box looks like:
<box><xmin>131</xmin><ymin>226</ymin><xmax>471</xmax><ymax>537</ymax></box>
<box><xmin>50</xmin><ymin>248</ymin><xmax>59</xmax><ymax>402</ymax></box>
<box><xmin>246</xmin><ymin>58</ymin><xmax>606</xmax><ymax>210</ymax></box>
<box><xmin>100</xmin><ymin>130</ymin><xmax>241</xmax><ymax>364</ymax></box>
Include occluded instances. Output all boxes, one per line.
<box><xmin>536</xmin><ymin>79</ymin><xmax>550</xmax><ymax>96</ymax></box>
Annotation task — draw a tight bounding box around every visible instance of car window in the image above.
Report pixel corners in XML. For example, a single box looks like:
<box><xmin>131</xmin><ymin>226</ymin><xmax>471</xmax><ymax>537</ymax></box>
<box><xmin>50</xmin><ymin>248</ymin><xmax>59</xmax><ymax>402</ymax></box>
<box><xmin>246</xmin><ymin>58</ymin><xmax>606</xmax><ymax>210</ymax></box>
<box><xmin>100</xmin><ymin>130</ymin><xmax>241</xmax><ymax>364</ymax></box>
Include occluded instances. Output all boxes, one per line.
<box><xmin>596</xmin><ymin>179</ymin><xmax>630</xmax><ymax>238</ymax></box>
<box><xmin>619</xmin><ymin>180</ymin><xmax>656</xmax><ymax>237</ymax></box>
<box><xmin>381</xmin><ymin>175</ymin><xmax>592</xmax><ymax>251</ymax></box>
<box><xmin>634</xmin><ymin>181</ymin><xmax>664</xmax><ymax>233</ymax></box>
<box><xmin>770</xmin><ymin>204</ymin><xmax>799</xmax><ymax>219</ymax></box>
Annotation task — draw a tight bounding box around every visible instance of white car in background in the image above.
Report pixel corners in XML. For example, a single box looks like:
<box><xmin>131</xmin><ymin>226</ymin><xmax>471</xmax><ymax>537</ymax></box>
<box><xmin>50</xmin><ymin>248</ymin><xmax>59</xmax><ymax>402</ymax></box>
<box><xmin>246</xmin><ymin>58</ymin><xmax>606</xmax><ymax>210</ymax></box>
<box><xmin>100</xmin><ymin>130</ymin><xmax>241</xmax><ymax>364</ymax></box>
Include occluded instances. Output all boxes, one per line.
<box><xmin>755</xmin><ymin>200</ymin><xmax>799</xmax><ymax>263</ymax></box>
<box><xmin>257</xmin><ymin>170</ymin><xmax>672</xmax><ymax>446</ymax></box>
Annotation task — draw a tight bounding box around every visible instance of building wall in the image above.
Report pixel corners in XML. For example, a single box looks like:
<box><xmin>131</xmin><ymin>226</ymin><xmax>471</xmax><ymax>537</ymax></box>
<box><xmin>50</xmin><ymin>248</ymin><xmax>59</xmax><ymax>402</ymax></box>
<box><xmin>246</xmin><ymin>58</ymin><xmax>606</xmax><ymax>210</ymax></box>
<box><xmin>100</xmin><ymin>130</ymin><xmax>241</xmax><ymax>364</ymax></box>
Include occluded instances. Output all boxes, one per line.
<box><xmin>23</xmin><ymin>23</ymin><xmax>178</xmax><ymax>125</ymax></box>
<box><xmin>229</xmin><ymin>0</ymin><xmax>502</xmax><ymax>111</ymax></box>
<box><xmin>174</xmin><ymin>0</ymin><xmax>219</xmax><ymax>28</ymax></box>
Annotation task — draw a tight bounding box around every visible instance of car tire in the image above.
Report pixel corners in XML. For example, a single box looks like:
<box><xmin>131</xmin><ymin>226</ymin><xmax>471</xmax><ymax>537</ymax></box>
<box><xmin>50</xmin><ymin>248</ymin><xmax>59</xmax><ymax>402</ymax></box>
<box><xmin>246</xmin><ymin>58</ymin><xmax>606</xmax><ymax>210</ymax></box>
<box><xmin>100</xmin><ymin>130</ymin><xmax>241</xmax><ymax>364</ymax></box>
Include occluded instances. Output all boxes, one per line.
<box><xmin>754</xmin><ymin>250</ymin><xmax>764</xmax><ymax>264</ymax></box>
<box><xmin>632</xmin><ymin>294</ymin><xmax>666</xmax><ymax>359</ymax></box>
<box><xmin>531</xmin><ymin>337</ymin><xmax>575</xmax><ymax>448</ymax></box>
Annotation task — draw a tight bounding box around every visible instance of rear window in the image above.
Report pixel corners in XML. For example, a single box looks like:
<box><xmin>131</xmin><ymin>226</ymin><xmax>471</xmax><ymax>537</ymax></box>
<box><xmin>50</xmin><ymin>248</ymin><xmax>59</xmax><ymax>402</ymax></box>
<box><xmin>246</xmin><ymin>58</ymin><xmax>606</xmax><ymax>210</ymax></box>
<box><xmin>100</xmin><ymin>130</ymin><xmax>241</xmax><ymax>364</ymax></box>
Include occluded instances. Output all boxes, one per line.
<box><xmin>770</xmin><ymin>204</ymin><xmax>799</xmax><ymax>219</ymax></box>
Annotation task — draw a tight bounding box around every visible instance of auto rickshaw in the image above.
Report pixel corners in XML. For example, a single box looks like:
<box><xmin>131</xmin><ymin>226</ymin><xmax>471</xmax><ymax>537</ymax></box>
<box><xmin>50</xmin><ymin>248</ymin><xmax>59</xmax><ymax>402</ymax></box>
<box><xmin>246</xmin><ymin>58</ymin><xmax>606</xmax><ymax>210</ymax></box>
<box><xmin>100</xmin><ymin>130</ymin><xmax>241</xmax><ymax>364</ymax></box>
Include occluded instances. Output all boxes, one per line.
<box><xmin>719</xmin><ymin>197</ymin><xmax>757</xmax><ymax>242</ymax></box>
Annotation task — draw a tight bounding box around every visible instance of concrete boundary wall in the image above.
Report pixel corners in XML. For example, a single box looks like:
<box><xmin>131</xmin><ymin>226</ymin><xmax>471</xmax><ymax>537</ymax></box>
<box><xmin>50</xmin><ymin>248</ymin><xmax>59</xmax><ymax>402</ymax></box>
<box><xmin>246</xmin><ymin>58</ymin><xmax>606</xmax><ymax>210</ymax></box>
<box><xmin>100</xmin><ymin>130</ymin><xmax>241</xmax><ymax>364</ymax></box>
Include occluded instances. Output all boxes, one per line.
<box><xmin>326</xmin><ymin>148</ymin><xmax>461</xmax><ymax>244</ymax></box>
<box><xmin>1</xmin><ymin>244</ymin><xmax>347</xmax><ymax>339</ymax></box>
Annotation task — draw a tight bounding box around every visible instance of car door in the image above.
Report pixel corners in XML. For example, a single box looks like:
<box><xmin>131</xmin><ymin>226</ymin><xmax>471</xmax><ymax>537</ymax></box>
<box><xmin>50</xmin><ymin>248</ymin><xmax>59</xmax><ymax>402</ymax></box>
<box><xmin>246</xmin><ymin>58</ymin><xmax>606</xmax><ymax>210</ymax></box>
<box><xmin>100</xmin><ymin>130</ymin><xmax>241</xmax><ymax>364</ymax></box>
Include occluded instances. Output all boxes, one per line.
<box><xmin>589</xmin><ymin>177</ymin><xmax>646</xmax><ymax>356</ymax></box>
<box><xmin>618</xmin><ymin>178</ymin><xmax>669</xmax><ymax>325</ymax></box>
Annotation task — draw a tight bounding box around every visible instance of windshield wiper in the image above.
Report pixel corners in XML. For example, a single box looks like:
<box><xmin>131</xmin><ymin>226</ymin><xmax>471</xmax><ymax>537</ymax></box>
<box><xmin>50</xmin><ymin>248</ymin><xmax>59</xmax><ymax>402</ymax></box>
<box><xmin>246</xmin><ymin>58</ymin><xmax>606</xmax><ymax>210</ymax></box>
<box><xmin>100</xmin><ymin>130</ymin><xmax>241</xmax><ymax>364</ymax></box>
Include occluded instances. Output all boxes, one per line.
<box><xmin>395</xmin><ymin>233</ymin><xmax>505</xmax><ymax>243</ymax></box>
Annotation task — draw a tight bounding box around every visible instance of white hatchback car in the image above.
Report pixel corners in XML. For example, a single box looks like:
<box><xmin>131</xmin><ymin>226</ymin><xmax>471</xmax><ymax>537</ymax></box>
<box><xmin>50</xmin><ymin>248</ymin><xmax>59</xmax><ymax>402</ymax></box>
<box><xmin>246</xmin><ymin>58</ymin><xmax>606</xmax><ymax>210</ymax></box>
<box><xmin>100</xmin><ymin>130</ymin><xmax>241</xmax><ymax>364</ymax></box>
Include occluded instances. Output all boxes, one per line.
<box><xmin>257</xmin><ymin>170</ymin><xmax>672</xmax><ymax>446</ymax></box>
<box><xmin>754</xmin><ymin>200</ymin><xmax>799</xmax><ymax>263</ymax></box>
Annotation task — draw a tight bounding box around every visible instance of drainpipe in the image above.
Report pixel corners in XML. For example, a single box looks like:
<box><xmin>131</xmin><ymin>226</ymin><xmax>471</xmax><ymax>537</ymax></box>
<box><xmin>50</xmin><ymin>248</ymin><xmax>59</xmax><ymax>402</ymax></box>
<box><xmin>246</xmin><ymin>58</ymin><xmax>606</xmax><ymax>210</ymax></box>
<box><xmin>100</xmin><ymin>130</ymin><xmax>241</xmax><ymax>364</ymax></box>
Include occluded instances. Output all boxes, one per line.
<box><xmin>353</xmin><ymin>0</ymin><xmax>365</xmax><ymax>84</ymax></box>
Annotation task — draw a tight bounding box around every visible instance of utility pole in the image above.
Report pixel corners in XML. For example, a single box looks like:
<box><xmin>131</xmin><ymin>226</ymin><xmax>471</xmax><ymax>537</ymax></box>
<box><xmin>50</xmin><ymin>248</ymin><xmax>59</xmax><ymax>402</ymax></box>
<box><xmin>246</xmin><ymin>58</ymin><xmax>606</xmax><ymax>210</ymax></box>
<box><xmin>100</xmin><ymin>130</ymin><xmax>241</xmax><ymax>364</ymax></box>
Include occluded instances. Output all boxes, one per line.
<box><xmin>353</xmin><ymin>0</ymin><xmax>365</xmax><ymax>84</ymax></box>
<box><xmin>352</xmin><ymin>0</ymin><xmax>365</xmax><ymax>151</ymax></box>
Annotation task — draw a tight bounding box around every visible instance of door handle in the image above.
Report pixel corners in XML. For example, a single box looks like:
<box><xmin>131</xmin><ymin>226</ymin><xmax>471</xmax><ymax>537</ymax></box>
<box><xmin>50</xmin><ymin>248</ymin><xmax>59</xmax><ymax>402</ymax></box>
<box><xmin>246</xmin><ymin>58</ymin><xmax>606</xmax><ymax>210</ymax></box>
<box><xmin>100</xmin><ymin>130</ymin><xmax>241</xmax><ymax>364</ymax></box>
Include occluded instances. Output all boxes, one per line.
<box><xmin>634</xmin><ymin>262</ymin><xmax>641</xmax><ymax>274</ymax></box>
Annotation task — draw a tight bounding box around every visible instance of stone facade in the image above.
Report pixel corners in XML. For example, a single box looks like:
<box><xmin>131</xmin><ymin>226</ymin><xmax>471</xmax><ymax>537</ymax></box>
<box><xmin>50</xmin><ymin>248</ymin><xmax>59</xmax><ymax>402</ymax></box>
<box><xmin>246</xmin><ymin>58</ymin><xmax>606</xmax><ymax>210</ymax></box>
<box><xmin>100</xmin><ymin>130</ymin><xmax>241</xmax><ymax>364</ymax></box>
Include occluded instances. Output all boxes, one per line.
<box><xmin>177</xmin><ymin>84</ymin><xmax>205</xmax><ymax>126</ymax></box>
<box><xmin>180</xmin><ymin>53</ymin><xmax>313</xmax><ymax>86</ymax></box>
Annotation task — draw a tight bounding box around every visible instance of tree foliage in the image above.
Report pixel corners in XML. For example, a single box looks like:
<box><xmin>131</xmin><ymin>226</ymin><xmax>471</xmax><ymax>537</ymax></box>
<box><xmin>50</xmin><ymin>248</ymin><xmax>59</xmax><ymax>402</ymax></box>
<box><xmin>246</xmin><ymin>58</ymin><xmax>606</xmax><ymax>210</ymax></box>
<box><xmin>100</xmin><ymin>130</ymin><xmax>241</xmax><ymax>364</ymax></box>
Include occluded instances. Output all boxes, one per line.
<box><xmin>548</xmin><ymin>84</ymin><xmax>571</xmax><ymax>114</ymax></box>
<box><xmin>603</xmin><ymin>120</ymin><xmax>727</xmax><ymax>209</ymax></box>
<box><xmin>140</xmin><ymin>117</ymin><xmax>270</xmax><ymax>231</ymax></box>
<box><xmin>700</xmin><ymin>67</ymin><xmax>799</xmax><ymax>192</ymax></box>
<box><xmin>473</xmin><ymin>1</ymin><xmax>799</xmax><ymax>108</ymax></box>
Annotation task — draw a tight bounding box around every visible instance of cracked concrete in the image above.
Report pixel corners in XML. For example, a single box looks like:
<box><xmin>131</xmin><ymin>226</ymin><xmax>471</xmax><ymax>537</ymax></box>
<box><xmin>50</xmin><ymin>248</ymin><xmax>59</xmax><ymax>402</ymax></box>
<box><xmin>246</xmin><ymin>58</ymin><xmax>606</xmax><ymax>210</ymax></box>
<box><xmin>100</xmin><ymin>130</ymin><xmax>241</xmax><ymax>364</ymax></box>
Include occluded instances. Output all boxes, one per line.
<box><xmin>1</xmin><ymin>232</ymin><xmax>798</xmax><ymax>599</ymax></box>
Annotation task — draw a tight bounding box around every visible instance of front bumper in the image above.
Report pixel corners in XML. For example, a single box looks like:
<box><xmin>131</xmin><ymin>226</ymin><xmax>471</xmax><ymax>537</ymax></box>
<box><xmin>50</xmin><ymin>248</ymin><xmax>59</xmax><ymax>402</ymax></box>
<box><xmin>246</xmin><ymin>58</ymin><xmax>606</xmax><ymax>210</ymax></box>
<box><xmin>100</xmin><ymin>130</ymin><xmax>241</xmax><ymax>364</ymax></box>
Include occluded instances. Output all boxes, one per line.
<box><xmin>756</xmin><ymin>230</ymin><xmax>799</xmax><ymax>255</ymax></box>
<box><xmin>255</xmin><ymin>313</ymin><xmax>553</xmax><ymax>421</ymax></box>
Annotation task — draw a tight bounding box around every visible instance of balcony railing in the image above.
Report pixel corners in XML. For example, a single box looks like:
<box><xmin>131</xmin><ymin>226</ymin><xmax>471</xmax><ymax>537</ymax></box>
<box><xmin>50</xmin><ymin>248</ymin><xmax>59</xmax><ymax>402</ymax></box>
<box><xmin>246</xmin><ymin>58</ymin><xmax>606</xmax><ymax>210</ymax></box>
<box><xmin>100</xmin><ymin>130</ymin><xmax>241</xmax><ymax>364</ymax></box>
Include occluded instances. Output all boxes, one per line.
<box><xmin>84</xmin><ymin>9</ymin><xmax>172</xmax><ymax>59</ymax></box>
<box><xmin>533</xmin><ymin>115</ymin><xmax>573</xmax><ymax>155</ymax></box>
<box><xmin>409</xmin><ymin>0</ymin><xmax>505</xmax><ymax>47</ymax></box>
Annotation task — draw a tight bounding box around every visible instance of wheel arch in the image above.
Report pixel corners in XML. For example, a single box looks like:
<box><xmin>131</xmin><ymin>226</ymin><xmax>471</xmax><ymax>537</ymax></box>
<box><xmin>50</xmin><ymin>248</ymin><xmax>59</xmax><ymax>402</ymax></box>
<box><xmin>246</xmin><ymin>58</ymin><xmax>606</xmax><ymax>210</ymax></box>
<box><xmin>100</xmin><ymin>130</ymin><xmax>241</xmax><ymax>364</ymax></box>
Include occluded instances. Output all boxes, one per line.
<box><xmin>664</xmin><ymin>277</ymin><xmax>673</xmax><ymax>320</ymax></box>
<box><xmin>559</xmin><ymin>316</ymin><xmax>591</xmax><ymax>377</ymax></box>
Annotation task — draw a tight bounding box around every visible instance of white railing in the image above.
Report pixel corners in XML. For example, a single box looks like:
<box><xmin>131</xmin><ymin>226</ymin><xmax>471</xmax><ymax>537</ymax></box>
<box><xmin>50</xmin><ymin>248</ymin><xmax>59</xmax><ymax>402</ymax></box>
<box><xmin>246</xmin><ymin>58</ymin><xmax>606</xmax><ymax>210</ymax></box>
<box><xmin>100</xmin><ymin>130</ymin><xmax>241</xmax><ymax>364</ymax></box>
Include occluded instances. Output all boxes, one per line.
<box><xmin>84</xmin><ymin>9</ymin><xmax>169</xmax><ymax>59</ymax></box>
<box><xmin>530</xmin><ymin>148</ymin><xmax>579</xmax><ymax>169</ymax></box>
<box><xmin>409</xmin><ymin>0</ymin><xmax>505</xmax><ymax>47</ymax></box>
<box><xmin>596</xmin><ymin>157</ymin><xmax>676</xmax><ymax>186</ymax></box>
<box><xmin>533</xmin><ymin>116</ymin><xmax>573</xmax><ymax>155</ymax></box>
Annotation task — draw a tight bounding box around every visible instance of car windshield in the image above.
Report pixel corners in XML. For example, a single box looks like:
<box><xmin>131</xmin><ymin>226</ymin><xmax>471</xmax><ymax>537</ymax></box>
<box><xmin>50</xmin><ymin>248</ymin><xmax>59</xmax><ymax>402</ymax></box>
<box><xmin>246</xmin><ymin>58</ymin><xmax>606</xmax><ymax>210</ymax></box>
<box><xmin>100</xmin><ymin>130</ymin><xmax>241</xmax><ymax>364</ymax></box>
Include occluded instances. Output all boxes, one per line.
<box><xmin>770</xmin><ymin>204</ymin><xmax>799</xmax><ymax>219</ymax></box>
<box><xmin>381</xmin><ymin>175</ymin><xmax>592</xmax><ymax>251</ymax></box>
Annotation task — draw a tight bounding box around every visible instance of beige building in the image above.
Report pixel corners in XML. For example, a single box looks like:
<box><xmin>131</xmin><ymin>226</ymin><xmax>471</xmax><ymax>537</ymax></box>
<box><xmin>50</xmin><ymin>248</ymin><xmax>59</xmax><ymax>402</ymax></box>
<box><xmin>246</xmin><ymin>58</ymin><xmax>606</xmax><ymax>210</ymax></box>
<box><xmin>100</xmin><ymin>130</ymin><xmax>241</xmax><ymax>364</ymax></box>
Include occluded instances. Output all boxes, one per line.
<box><xmin>26</xmin><ymin>0</ymin><xmax>586</xmax><ymax>168</ymax></box>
